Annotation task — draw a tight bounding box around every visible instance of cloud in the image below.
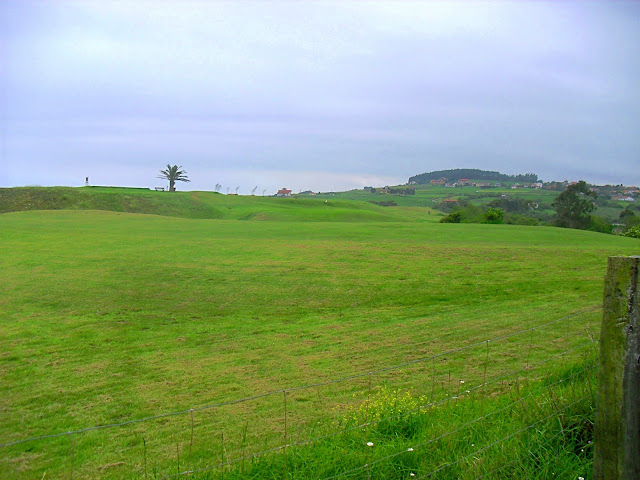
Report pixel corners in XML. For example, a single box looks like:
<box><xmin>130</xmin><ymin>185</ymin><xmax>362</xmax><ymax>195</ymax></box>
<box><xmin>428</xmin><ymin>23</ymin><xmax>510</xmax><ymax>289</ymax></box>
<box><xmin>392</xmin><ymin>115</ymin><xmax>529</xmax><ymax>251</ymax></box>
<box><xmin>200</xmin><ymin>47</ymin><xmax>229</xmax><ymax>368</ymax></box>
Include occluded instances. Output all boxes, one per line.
<box><xmin>2</xmin><ymin>1</ymin><xmax>639</xmax><ymax>189</ymax></box>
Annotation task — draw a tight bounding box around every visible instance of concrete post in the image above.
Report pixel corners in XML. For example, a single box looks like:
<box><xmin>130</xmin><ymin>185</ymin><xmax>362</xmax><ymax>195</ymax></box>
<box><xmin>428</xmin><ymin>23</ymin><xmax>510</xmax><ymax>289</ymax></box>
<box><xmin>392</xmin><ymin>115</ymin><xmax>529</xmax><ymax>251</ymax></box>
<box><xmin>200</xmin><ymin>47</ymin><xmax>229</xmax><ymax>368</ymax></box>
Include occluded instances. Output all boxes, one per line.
<box><xmin>593</xmin><ymin>256</ymin><xmax>640</xmax><ymax>480</ymax></box>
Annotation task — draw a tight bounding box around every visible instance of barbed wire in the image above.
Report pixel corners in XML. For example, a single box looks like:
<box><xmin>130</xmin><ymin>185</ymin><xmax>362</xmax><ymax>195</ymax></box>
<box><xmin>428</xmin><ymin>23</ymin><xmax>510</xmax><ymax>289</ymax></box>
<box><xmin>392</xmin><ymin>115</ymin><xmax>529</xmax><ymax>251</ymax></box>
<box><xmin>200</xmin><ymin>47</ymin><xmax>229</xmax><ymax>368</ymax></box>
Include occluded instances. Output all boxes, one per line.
<box><xmin>416</xmin><ymin>395</ymin><xmax>588</xmax><ymax>479</ymax></box>
<box><xmin>318</xmin><ymin>367</ymin><xmax>593</xmax><ymax>480</ymax></box>
<box><xmin>0</xmin><ymin>305</ymin><xmax>599</xmax><ymax>450</ymax></box>
<box><xmin>156</xmin><ymin>345</ymin><xmax>594</xmax><ymax>480</ymax></box>
<box><xmin>473</xmin><ymin>427</ymin><xmax>567</xmax><ymax>479</ymax></box>
<box><xmin>280</xmin><ymin>340</ymin><xmax>591</xmax><ymax>451</ymax></box>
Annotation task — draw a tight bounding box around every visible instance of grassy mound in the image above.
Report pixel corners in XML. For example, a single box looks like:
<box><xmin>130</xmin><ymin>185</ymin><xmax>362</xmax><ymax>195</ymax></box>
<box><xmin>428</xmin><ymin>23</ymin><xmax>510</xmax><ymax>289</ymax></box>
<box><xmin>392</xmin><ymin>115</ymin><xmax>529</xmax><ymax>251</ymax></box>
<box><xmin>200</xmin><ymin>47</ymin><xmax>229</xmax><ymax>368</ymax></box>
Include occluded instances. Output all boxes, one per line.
<box><xmin>0</xmin><ymin>187</ymin><xmax>438</xmax><ymax>222</ymax></box>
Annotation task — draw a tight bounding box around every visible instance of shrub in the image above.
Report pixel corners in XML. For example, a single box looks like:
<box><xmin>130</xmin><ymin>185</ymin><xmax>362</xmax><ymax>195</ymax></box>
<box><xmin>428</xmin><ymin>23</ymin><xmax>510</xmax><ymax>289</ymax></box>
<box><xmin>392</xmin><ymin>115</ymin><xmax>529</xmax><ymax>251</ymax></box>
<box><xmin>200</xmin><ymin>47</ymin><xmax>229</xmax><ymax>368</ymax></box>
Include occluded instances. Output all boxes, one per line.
<box><xmin>370</xmin><ymin>200</ymin><xmax>398</xmax><ymax>207</ymax></box>
<box><xmin>588</xmin><ymin>215</ymin><xmax>613</xmax><ymax>234</ymax></box>
<box><xmin>440</xmin><ymin>211</ymin><xmax>462</xmax><ymax>223</ymax></box>
<box><xmin>621</xmin><ymin>225</ymin><xmax>640</xmax><ymax>238</ymax></box>
<box><xmin>482</xmin><ymin>207</ymin><xmax>504</xmax><ymax>224</ymax></box>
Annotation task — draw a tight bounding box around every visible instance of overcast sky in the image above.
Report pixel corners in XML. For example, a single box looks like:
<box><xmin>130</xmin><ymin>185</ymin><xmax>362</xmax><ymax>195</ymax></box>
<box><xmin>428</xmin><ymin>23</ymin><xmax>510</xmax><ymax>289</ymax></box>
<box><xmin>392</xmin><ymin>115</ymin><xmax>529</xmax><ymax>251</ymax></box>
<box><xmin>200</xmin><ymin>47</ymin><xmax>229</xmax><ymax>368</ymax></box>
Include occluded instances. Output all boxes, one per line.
<box><xmin>1</xmin><ymin>1</ymin><xmax>639</xmax><ymax>194</ymax></box>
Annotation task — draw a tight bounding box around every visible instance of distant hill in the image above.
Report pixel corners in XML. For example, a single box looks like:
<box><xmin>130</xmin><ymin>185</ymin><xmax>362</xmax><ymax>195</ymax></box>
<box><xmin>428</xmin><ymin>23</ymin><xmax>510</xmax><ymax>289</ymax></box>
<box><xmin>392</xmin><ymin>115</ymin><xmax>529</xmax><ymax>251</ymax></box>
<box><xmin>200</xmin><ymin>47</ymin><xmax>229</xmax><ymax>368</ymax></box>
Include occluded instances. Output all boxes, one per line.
<box><xmin>409</xmin><ymin>169</ymin><xmax>539</xmax><ymax>184</ymax></box>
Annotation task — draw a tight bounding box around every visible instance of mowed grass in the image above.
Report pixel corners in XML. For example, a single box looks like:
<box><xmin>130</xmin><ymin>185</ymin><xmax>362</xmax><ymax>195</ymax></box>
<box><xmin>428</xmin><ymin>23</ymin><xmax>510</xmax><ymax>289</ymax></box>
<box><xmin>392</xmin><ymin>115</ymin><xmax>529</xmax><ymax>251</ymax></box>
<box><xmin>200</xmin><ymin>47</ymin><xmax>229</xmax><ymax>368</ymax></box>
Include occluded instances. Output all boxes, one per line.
<box><xmin>312</xmin><ymin>184</ymin><xmax>560</xmax><ymax>208</ymax></box>
<box><xmin>0</xmin><ymin>209</ymin><xmax>638</xmax><ymax>478</ymax></box>
<box><xmin>0</xmin><ymin>187</ymin><xmax>439</xmax><ymax>222</ymax></box>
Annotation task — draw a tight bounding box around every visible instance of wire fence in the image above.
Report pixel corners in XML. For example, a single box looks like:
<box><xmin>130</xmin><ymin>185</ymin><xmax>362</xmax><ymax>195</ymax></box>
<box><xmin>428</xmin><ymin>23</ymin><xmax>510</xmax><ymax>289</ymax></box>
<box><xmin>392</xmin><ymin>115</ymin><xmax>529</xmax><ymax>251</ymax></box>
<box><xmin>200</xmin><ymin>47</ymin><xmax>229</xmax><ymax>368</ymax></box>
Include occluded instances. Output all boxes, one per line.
<box><xmin>0</xmin><ymin>306</ymin><xmax>601</xmax><ymax>479</ymax></box>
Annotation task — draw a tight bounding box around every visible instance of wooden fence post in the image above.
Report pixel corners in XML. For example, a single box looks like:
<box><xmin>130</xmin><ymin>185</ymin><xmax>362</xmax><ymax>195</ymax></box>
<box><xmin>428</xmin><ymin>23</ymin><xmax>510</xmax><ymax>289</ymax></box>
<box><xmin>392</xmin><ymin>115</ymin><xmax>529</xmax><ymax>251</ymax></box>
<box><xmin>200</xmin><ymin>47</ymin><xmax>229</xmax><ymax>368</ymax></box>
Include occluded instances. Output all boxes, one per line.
<box><xmin>593</xmin><ymin>256</ymin><xmax>640</xmax><ymax>480</ymax></box>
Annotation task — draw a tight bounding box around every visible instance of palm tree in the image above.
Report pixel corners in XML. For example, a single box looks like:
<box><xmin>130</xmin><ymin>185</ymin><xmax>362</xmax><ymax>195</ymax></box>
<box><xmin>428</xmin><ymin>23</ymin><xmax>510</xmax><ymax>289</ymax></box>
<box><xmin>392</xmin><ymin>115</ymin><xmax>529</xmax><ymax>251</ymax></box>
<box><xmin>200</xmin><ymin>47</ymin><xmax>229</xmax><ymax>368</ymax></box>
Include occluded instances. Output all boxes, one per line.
<box><xmin>158</xmin><ymin>164</ymin><xmax>190</xmax><ymax>192</ymax></box>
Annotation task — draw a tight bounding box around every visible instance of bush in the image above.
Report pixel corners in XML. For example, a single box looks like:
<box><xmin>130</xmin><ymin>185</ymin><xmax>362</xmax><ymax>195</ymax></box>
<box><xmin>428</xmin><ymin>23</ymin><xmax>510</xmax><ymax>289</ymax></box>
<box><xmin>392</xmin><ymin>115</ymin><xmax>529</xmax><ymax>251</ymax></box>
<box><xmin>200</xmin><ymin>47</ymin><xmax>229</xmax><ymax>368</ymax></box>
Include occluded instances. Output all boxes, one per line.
<box><xmin>440</xmin><ymin>211</ymin><xmax>462</xmax><ymax>223</ymax></box>
<box><xmin>370</xmin><ymin>200</ymin><xmax>397</xmax><ymax>207</ymax></box>
<box><xmin>621</xmin><ymin>226</ymin><xmax>640</xmax><ymax>238</ymax></box>
<box><xmin>482</xmin><ymin>207</ymin><xmax>504</xmax><ymax>224</ymax></box>
<box><xmin>588</xmin><ymin>215</ymin><xmax>613</xmax><ymax>234</ymax></box>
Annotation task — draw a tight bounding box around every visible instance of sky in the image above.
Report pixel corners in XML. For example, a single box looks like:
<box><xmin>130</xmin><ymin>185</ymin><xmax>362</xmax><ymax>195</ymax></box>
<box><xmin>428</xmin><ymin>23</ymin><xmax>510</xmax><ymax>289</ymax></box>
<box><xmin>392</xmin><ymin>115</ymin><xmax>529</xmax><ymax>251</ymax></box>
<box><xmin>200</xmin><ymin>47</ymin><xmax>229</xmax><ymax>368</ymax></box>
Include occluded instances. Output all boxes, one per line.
<box><xmin>1</xmin><ymin>1</ymin><xmax>639</xmax><ymax>194</ymax></box>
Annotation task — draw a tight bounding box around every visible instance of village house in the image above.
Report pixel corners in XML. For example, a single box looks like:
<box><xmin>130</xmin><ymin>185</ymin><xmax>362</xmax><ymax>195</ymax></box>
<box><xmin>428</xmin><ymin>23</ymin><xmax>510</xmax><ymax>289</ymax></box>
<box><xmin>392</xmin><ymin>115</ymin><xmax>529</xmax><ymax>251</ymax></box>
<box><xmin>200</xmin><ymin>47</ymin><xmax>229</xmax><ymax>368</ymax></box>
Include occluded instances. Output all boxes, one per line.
<box><xmin>430</xmin><ymin>178</ymin><xmax>447</xmax><ymax>185</ymax></box>
<box><xmin>276</xmin><ymin>188</ymin><xmax>292</xmax><ymax>197</ymax></box>
<box><xmin>613</xmin><ymin>195</ymin><xmax>635</xmax><ymax>202</ymax></box>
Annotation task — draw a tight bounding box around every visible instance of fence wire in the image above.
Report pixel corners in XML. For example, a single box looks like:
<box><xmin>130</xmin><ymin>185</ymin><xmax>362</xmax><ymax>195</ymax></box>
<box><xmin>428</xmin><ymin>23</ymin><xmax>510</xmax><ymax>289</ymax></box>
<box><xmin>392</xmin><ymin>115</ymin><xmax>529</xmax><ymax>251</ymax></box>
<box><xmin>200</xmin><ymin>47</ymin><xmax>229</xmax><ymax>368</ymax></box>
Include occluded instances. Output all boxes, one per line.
<box><xmin>317</xmin><ymin>365</ymin><xmax>593</xmax><ymax>480</ymax></box>
<box><xmin>1</xmin><ymin>306</ymin><xmax>601</xmax><ymax>479</ymax></box>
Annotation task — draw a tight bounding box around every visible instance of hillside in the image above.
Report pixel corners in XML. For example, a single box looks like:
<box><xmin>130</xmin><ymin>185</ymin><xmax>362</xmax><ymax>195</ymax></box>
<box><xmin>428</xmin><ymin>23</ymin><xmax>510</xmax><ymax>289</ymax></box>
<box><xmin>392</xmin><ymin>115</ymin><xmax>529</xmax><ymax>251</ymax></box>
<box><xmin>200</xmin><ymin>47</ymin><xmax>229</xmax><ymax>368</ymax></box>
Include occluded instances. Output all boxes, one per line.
<box><xmin>307</xmin><ymin>182</ymin><xmax>639</xmax><ymax>227</ymax></box>
<box><xmin>0</xmin><ymin>186</ymin><xmax>438</xmax><ymax>222</ymax></box>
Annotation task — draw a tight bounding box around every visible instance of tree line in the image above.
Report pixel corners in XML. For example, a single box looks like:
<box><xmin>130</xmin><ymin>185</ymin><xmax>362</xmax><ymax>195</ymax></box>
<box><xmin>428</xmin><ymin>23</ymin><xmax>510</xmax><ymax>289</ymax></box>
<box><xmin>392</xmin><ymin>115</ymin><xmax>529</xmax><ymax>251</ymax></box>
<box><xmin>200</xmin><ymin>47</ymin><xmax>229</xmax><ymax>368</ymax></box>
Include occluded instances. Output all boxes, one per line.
<box><xmin>409</xmin><ymin>169</ymin><xmax>539</xmax><ymax>185</ymax></box>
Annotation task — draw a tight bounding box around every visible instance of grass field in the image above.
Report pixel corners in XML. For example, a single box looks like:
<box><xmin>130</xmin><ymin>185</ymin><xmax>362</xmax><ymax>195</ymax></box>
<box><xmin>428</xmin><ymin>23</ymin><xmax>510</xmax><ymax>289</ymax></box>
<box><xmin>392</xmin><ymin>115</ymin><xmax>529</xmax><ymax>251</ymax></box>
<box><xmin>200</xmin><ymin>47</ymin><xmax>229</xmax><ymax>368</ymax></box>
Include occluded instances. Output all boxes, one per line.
<box><xmin>311</xmin><ymin>184</ymin><xmax>560</xmax><ymax>208</ymax></box>
<box><xmin>1</xmin><ymin>197</ymin><xmax>639</xmax><ymax>478</ymax></box>
<box><xmin>0</xmin><ymin>187</ymin><xmax>440</xmax><ymax>222</ymax></box>
<box><xmin>310</xmin><ymin>183</ymin><xmax>635</xmax><ymax>223</ymax></box>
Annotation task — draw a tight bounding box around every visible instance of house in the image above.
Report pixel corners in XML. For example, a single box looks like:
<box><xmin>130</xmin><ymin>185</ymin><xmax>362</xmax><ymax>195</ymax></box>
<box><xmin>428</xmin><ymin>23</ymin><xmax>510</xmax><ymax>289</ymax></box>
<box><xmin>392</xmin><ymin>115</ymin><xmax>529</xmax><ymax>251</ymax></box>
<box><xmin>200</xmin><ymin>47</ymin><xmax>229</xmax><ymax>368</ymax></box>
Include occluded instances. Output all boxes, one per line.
<box><xmin>276</xmin><ymin>188</ymin><xmax>292</xmax><ymax>197</ymax></box>
<box><xmin>613</xmin><ymin>196</ymin><xmax>635</xmax><ymax>202</ymax></box>
<box><xmin>430</xmin><ymin>178</ymin><xmax>447</xmax><ymax>185</ymax></box>
<box><xmin>457</xmin><ymin>179</ymin><xmax>471</xmax><ymax>186</ymax></box>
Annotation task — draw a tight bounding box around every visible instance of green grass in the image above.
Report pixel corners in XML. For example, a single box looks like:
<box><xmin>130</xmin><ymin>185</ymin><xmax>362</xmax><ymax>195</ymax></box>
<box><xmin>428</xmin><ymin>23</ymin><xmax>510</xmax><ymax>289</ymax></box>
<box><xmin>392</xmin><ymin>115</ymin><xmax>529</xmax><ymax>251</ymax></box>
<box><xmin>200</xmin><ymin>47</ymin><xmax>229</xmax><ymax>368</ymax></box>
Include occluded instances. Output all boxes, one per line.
<box><xmin>0</xmin><ymin>187</ymin><xmax>439</xmax><ymax>222</ymax></box>
<box><xmin>1</xmin><ymin>206</ymin><xmax>638</xmax><ymax>479</ymax></box>
<box><xmin>311</xmin><ymin>183</ymin><xmax>629</xmax><ymax>223</ymax></box>
<box><xmin>193</xmin><ymin>356</ymin><xmax>598</xmax><ymax>480</ymax></box>
<box><xmin>310</xmin><ymin>184</ymin><xmax>559</xmax><ymax>209</ymax></box>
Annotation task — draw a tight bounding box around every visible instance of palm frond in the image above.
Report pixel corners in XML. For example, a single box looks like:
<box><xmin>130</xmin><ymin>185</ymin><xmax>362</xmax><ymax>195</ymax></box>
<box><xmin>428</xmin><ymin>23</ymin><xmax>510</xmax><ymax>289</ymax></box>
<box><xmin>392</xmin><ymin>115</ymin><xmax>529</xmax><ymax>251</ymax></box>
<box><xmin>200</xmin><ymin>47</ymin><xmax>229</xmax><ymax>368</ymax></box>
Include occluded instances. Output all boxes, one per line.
<box><xmin>158</xmin><ymin>165</ymin><xmax>190</xmax><ymax>182</ymax></box>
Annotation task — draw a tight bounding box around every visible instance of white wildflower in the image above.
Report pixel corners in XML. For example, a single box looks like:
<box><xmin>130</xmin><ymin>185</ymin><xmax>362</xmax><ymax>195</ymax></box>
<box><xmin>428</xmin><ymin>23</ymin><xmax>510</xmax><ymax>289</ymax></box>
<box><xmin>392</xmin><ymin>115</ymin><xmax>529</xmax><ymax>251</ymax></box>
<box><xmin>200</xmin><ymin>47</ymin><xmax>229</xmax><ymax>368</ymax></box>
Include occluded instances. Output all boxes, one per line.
<box><xmin>366</xmin><ymin>442</ymin><xmax>374</xmax><ymax>447</ymax></box>
<box><xmin>407</xmin><ymin>447</ymin><xmax>414</xmax><ymax>452</ymax></box>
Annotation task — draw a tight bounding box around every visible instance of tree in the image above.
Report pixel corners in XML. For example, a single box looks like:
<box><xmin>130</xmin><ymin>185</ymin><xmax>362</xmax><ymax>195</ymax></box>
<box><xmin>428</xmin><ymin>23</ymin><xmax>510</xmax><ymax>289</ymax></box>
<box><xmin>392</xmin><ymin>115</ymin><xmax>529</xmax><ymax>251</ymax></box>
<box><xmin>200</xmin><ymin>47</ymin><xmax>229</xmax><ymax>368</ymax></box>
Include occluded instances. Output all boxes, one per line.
<box><xmin>482</xmin><ymin>207</ymin><xmax>504</xmax><ymax>224</ymax></box>
<box><xmin>552</xmin><ymin>181</ymin><xmax>597</xmax><ymax>229</ymax></box>
<box><xmin>620</xmin><ymin>208</ymin><xmax>639</xmax><ymax>229</ymax></box>
<box><xmin>158</xmin><ymin>165</ymin><xmax>190</xmax><ymax>192</ymax></box>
